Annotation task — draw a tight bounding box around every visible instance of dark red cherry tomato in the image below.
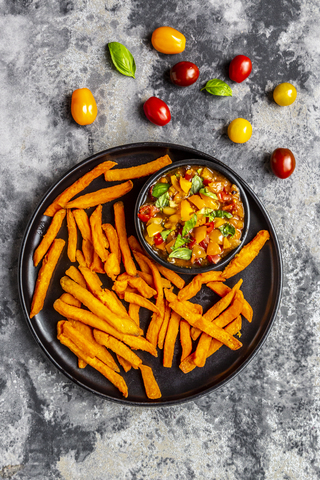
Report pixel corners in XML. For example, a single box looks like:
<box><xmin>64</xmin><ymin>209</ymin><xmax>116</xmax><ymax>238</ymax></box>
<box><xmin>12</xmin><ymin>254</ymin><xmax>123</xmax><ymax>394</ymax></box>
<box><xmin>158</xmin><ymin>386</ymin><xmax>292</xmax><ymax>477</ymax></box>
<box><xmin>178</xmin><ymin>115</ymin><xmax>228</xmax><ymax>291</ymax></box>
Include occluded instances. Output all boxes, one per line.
<box><xmin>229</xmin><ymin>55</ymin><xmax>252</xmax><ymax>83</ymax></box>
<box><xmin>154</xmin><ymin>233</ymin><xmax>164</xmax><ymax>246</ymax></box>
<box><xmin>143</xmin><ymin>97</ymin><xmax>171</xmax><ymax>126</ymax></box>
<box><xmin>170</xmin><ymin>61</ymin><xmax>200</xmax><ymax>87</ymax></box>
<box><xmin>270</xmin><ymin>148</ymin><xmax>296</xmax><ymax>179</ymax></box>
<box><xmin>207</xmin><ymin>254</ymin><xmax>221</xmax><ymax>264</ymax></box>
<box><xmin>138</xmin><ymin>204</ymin><xmax>160</xmax><ymax>222</ymax></box>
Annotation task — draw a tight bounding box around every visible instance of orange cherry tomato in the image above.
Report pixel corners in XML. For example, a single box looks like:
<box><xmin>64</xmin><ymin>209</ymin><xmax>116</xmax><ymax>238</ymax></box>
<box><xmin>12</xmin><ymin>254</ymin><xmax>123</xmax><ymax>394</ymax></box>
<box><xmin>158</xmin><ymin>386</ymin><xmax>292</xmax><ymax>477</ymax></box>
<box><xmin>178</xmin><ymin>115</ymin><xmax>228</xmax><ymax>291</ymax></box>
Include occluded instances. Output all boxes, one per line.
<box><xmin>151</xmin><ymin>26</ymin><xmax>186</xmax><ymax>54</ymax></box>
<box><xmin>71</xmin><ymin>88</ymin><xmax>98</xmax><ymax>125</ymax></box>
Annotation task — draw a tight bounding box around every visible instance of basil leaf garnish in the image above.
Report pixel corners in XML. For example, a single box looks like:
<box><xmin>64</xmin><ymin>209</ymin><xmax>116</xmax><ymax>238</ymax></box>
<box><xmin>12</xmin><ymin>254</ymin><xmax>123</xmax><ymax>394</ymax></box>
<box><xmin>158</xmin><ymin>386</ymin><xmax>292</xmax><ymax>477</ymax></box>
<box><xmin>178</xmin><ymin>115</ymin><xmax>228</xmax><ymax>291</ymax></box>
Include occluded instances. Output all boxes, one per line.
<box><xmin>197</xmin><ymin>208</ymin><xmax>214</xmax><ymax>216</ymax></box>
<box><xmin>214</xmin><ymin>210</ymin><xmax>233</xmax><ymax>219</ymax></box>
<box><xmin>160</xmin><ymin>229</ymin><xmax>172</xmax><ymax>241</ymax></box>
<box><xmin>190</xmin><ymin>175</ymin><xmax>203</xmax><ymax>195</ymax></box>
<box><xmin>219</xmin><ymin>223</ymin><xmax>236</xmax><ymax>237</ymax></box>
<box><xmin>201</xmin><ymin>79</ymin><xmax>232</xmax><ymax>97</ymax></box>
<box><xmin>108</xmin><ymin>42</ymin><xmax>136</xmax><ymax>78</ymax></box>
<box><xmin>202</xmin><ymin>209</ymin><xmax>233</xmax><ymax>222</ymax></box>
<box><xmin>172</xmin><ymin>234</ymin><xmax>191</xmax><ymax>251</ymax></box>
<box><xmin>155</xmin><ymin>192</ymin><xmax>169</xmax><ymax>210</ymax></box>
<box><xmin>152</xmin><ymin>182</ymin><xmax>170</xmax><ymax>198</ymax></box>
<box><xmin>182</xmin><ymin>214</ymin><xmax>197</xmax><ymax>237</ymax></box>
<box><xmin>199</xmin><ymin>188</ymin><xmax>218</xmax><ymax>200</ymax></box>
<box><xmin>169</xmin><ymin>247</ymin><xmax>192</xmax><ymax>260</ymax></box>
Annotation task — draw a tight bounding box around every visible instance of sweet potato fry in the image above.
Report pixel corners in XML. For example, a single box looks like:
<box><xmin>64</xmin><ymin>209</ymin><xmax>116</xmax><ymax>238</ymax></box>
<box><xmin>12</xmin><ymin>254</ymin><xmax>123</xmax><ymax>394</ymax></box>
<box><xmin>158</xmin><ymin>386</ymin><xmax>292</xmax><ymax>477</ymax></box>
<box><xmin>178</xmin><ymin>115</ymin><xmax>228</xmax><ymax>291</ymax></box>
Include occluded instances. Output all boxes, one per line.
<box><xmin>82</xmin><ymin>238</ymin><xmax>94</xmax><ymax>267</ymax></box>
<box><xmin>124</xmin><ymin>292</ymin><xmax>160</xmax><ymax>315</ymax></box>
<box><xmin>114</xmin><ymin>201</ymin><xmax>137</xmax><ymax>276</ymax></box>
<box><xmin>117</xmin><ymin>273</ymin><xmax>156</xmax><ymax>299</ymax></box>
<box><xmin>91</xmin><ymin>250</ymin><xmax>105</xmax><ymax>273</ymax></box>
<box><xmin>164</xmin><ymin>289</ymin><xmax>203</xmax><ymax>316</ymax></box>
<box><xmin>156</xmin><ymin>263</ymin><xmax>185</xmax><ymax>290</ymax></box>
<box><xmin>89</xmin><ymin>205</ymin><xmax>108</xmax><ymax>262</ymax></box>
<box><xmin>134</xmin><ymin>253</ymin><xmax>164</xmax><ymax>307</ymax></box>
<box><xmin>139</xmin><ymin>364</ymin><xmax>162</xmax><ymax>399</ymax></box>
<box><xmin>94</xmin><ymin>330</ymin><xmax>142</xmax><ymax>369</ymax></box>
<box><xmin>60</xmin><ymin>276</ymin><xmax>142</xmax><ymax>336</ymax></box>
<box><xmin>180</xmin><ymin>319</ymin><xmax>192</xmax><ymax>362</ymax></box>
<box><xmin>112</xmin><ymin>279</ymin><xmax>128</xmax><ymax>295</ymax></box>
<box><xmin>30</xmin><ymin>238</ymin><xmax>65</xmax><ymax>318</ymax></box>
<box><xmin>57</xmin><ymin>320</ymin><xmax>65</xmax><ymax>337</ymax></box>
<box><xmin>146</xmin><ymin>311</ymin><xmax>163</xmax><ymax>348</ymax></box>
<box><xmin>177</xmin><ymin>271</ymin><xmax>224</xmax><ymax>301</ymax></box>
<box><xmin>222</xmin><ymin>230</ymin><xmax>270</xmax><ymax>279</ymax></box>
<box><xmin>104</xmin><ymin>252</ymin><xmax>120</xmax><ymax>281</ymax></box>
<box><xmin>66</xmin><ymin>209</ymin><xmax>77</xmax><ymax>263</ymax></box>
<box><xmin>60</xmin><ymin>292</ymin><xmax>81</xmax><ymax>308</ymax></box>
<box><xmin>117</xmin><ymin>354</ymin><xmax>132</xmax><ymax>372</ymax></box>
<box><xmin>58</xmin><ymin>333</ymin><xmax>128</xmax><ymax>397</ymax></box>
<box><xmin>158</xmin><ymin>301</ymin><xmax>171</xmax><ymax>350</ymax></box>
<box><xmin>104</xmin><ymin>154</ymin><xmax>172</xmax><ymax>182</ymax></box>
<box><xmin>207</xmin><ymin>281</ymin><xmax>253</xmax><ymax>322</ymax></box>
<box><xmin>78</xmin><ymin>359</ymin><xmax>87</xmax><ymax>369</ymax></box>
<box><xmin>65</xmin><ymin>181</ymin><xmax>133</xmax><ymax>209</ymax></box>
<box><xmin>33</xmin><ymin>209</ymin><xmax>66</xmax><ymax>267</ymax></box>
<box><xmin>73</xmin><ymin>209</ymin><xmax>92</xmax><ymax>241</ymax></box>
<box><xmin>102</xmin><ymin>223</ymin><xmax>121</xmax><ymax>265</ymax></box>
<box><xmin>136</xmin><ymin>270</ymin><xmax>171</xmax><ymax>289</ymax></box>
<box><xmin>76</xmin><ymin>249</ymin><xmax>86</xmax><ymax>267</ymax></box>
<box><xmin>44</xmin><ymin>160</ymin><xmax>117</xmax><ymax>216</ymax></box>
<box><xmin>128</xmin><ymin>303</ymin><xmax>140</xmax><ymax>326</ymax></box>
<box><xmin>163</xmin><ymin>311</ymin><xmax>180</xmax><ymax>368</ymax></box>
<box><xmin>127</xmin><ymin>235</ymin><xmax>144</xmax><ymax>254</ymax></box>
<box><xmin>65</xmin><ymin>265</ymin><xmax>87</xmax><ymax>288</ymax></box>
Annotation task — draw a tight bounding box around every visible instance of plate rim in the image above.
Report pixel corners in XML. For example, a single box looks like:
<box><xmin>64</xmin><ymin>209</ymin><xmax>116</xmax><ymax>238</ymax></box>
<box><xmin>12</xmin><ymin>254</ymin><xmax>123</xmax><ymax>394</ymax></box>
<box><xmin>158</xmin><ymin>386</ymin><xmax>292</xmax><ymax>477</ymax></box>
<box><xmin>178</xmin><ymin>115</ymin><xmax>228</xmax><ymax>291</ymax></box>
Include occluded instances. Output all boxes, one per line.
<box><xmin>18</xmin><ymin>141</ymin><xmax>283</xmax><ymax>406</ymax></box>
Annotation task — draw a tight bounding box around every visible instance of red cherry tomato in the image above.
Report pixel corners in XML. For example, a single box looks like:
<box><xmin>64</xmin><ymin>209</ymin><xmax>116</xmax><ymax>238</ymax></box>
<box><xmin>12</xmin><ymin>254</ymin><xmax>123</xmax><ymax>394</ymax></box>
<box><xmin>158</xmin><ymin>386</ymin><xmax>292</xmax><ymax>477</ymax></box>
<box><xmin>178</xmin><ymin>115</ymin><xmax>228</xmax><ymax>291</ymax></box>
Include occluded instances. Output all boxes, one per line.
<box><xmin>154</xmin><ymin>233</ymin><xmax>164</xmax><ymax>246</ymax></box>
<box><xmin>170</xmin><ymin>61</ymin><xmax>200</xmax><ymax>87</ymax></box>
<box><xmin>270</xmin><ymin>148</ymin><xmax>296</xmax><ymax>179</ymax></box>
<box><xmin>229</xmin><ymin>55</ymin><xmax>252</xmax><ymax>83</ymax></box>
<box><xmin>143</xmin><ymin>97</ymin><xmax>171</xmax><ymax>126</ymax></box>
<box><xmin>207</xmin><ymin>254</ymin><xmax>221</xmax><ymax>264</ymax></box>
<box><xmin>138</xmin><ymin>204</ymin><xmax>160</xmax><ymax>222</ymax></box>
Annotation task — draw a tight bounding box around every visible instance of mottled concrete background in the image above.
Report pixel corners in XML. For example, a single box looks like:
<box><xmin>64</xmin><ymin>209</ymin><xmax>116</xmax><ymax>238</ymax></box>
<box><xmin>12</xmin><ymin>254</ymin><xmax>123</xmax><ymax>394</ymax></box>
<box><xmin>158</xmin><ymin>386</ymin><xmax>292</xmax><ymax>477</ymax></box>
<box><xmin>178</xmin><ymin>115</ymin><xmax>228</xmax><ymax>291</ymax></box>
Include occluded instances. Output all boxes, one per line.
<box><xmin>1</xmin><ymin>0</ymin><xmax>320</xmax><ymax>478</ymax></box>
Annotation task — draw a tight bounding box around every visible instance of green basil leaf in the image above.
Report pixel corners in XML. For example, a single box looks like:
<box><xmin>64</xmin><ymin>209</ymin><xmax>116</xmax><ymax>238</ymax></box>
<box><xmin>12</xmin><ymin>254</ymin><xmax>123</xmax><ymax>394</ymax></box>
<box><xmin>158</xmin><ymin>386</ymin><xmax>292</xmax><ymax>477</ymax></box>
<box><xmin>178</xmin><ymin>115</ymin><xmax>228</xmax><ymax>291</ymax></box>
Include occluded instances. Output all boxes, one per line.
<box><xmin>190</xmin><ymin>175</ymin><xmax>203</xmax><ymax>195</ymax></box>
<box><xmin>155</xmin><ymin>192</ymin><xmax>169</xmax><ymax>210</ymax></box>
<box><xmin>169</xmin><ymin>247</ymin><xmax>192</xmax><ymax>260</ymax></box>
<box><xmin>199</xmin><ymin>188</ymin><xmax>218</xmax><ymax>200</ymax></box>
<box><xmin>197</xmin><ymin>208</ymin><xmax>214</xmax><ymax>216</ymax></box>
<box><xmin>172</xmin><ymin>234</ymin><xmax>191</xmax><ymax>251</ymax></box>
<box><xmin>182</xmin><ymin>214</ymin><xmax>197</xmax><ymax>237</ymax></box>
<box><xmin>108</xmin><ymin>42</ymin><xmax>136</xmax><ymax>78</ymax></box>
<box><xmin>214</xmin><ymin>210</ymin><xmax>233</xmax><ymax>219</ymax></box>
<box><xmin>219</xmin><ymin>223</ymin><xmax>236</xmax><ymax>237</ymax></box>
<box><xmin>152</xmin><ymin>182</ymin><xmax>170</xmax><ymax>198</ymax></box>
<box><xmin>200</xmin><ymin>79</ymin><xmax>232</xmax><ymax>96</ymax></box>
<box><xmin>202</xmin><ymin>209</ymin><xmax>233</xmax><ymax>222</ymax></box>
<box><xmin>160</xmin><ymin>229</ymin><xmax>172</xmax><ymax>241</ymax></box>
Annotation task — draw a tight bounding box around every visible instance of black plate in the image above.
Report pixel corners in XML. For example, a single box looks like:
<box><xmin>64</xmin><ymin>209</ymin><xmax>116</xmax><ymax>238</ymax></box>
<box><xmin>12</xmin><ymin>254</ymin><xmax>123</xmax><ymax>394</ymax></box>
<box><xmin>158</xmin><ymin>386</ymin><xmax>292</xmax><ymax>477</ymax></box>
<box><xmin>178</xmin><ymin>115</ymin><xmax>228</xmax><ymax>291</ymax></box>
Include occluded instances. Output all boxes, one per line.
<box><xmin>19</xmin><ymin>142</ymin><xmax>282</xmax><ymax>406</ymax></box>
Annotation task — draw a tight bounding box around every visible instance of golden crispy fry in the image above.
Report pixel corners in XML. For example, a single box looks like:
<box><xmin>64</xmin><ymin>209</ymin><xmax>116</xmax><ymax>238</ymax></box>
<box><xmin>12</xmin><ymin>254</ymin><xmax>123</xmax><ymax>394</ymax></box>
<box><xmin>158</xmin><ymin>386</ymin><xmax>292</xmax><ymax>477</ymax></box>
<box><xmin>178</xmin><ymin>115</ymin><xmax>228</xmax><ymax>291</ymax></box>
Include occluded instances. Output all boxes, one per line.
<box><xmin>57</xmin><ymin>320</ymin><xmax>65</xmax><ymax>336</ymax></box>
<box><xmin>82</xmin><ymin>238</ymin><xmax>94</xmax><ymax>267</ymax></box>
<box><xmin>65</xmin><ymin>181</ymin><xmax>133</xmax><ymax>209</ymax></box>
<box><xmin>139</xmin><ymin>364</ymin><xmax>162</xmax><ymax>399</ymax></box>
<box><xmin>163</xmin><ymin>311</ymin><xmax>180</xmax><ymax>368</ymax></box>
<box><xmin>91</xmin><ymin>250</ymin><xmax>105</xmax><ymax>273</ymax></box>
<box><xmin>90</xmin><ymin>205</ymin><xmax>108</xmax><ymax>262</ymax></box>
<box><xmin>60</xmin><ymin>293</ymin><xmax>81</xmax><ymax>308</ymax></box>
<box><xmin>207</xmin><ymin>281</ymin><xmax>253</xmax><ymax>322</ymax></box>
<box><xmin>146</xmin><ymin>311</ymin><xmax>163</xmax><ymax>348</ymax></box>
<box><xmin>102</xmin><ymin>223</ymin><xmax>121</xmax><ymax>265</ymax></box>
<box><xmin>133</xmin><ymin>251</ymin><xmax>151</xmax><ymax>274</ymax></box>
<box><xmin>57</xmin><ymin>320</ymin><xmax>88</xmax><ymax>369</ymax></box>
<box><xmin>109</xmin><ymin>290</ymin><xmax>128</xmax><ymax>315</ymax></box>
<box><xmin>94</xmin><ymin>330</ymin><xmax>142</xmax><ymax>369</ymax></box>
<box><xmin>128</xmin><ymin>235</ymin><xmax>144</xmax><ymax>254</ymax></box>
<box><xmin>104</xmin><ymin>154</ymin><xmax>172</xmax><ymax>182</ymax></box>
<box><xmin>58</xmin><ymin>333</ymin><xmax>128</xmax><ymax>397</ymax></box>
<box><xmin>128</xmin><ymin>303</ymin><xmax>140</xmax><ymax>326</ymax></box>
<box><xmin>134</xmin><ymin>253</ymin><xmax>164</xmax><ymax>311</ymax></box>
<box><xmin>65</xmin><ymin>265</ymin><xmax>87</xmax><ymax>288</ymax></box>
<box><xmin>76</xmin><ymin>249</ymin><xmax>86</xmax><ymax>267</ymax></box>
<box><xmin>60</xmin><ymin>276</ymin><xmax>142</xmax><ymax>336</ymax></box>
<box><xmin>73</xmin><ymin>209</ymin><xmax>92</xmax><ymax>241</ymax></box>
<box><xmin>136</xmin><ymin>270</ymin><xmax>171</xmax><ymax>289</ymax></box>
<box><xmin>222</xmin><ymin>230</ymin><xmax>270</xmax><ymax>279</ymax></box>
<box><xmin>78</xmin><ymin>358</ymin><xmax>87</xmax><ymax>368</ymax></box>
<box><xmin>180</xmin><ymin>319</ymin><xmax>192</xmax><ymax>362</ymax></box>
<box><xmin>164</xmin><ymin>289</ymin><xmax>203</xmax><ymax>316</ymax></box>
<box><xmin>124</xmin><ymin>291</ymin><xmax>160</xmax><ymax>315</ymax></box>
<box><xmin>104</xmin><ymin>252</ymin><xmax>120</xmax><ymax>281</ymax></box>
<box><xmin>158</xmin><ymin>301</ymin><xmax>171</xmax><ymax>350</ymax></box>
<box><xmin>117</xmin><ymin>354</ymin><xmax>132</xmax><ymax>372</ymax></box>
<box><xmin>66</xmin><ymin>209</ymin><xmax>77</xmax><ymax>263</ymax></box>
<box><xmin>177</xmin><ymin>271</ymin><xmax>224</xmax><ymax>301</ymax></box>
<box><xmin>112</xmin><ymin>279</ymin><xmax>128</xmax><ymax>295</ymax></box>
<box><xmin>33</xmin><ymin>209</ymin><xmax>66</xmax><ymax>267</ymax></box>
<box><xmin>30</xmin><ymin>238</ymin><xmax>65</xmax><ymax>318</ymax></box>
<box><xmin>123</xmin><ymin>335</ymin><xmax>157</xmax><ymax>357</ymax></box>
<box><xmin>44</xmin><ymin>160</ymin><xmax>117</xmax><ymax>216</ymax></box>
<box><xmin>156</xmin><ymin>263</ymin><xmax>185</xmax><ymax>290</ymax></box>
<box><xmin>114</xmin><ymin>201</ymin><xmax>137</xmax><ymax>276</ymax></box>
<box><xmin>117</xmin><ymin>273</ymin><xmax>157</xmax><ymax>299</ymax></box>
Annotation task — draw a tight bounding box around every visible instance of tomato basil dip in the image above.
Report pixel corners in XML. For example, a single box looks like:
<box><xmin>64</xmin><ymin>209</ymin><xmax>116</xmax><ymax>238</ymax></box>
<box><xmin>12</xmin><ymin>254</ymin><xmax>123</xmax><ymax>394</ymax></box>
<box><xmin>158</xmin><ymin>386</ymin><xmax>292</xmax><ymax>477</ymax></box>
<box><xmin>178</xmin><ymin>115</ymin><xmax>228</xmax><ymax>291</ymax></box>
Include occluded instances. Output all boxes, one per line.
<box><xmin>137</xmin><ymin>165</ymin><xmax>245</xmax><ymax>268</ymax></box>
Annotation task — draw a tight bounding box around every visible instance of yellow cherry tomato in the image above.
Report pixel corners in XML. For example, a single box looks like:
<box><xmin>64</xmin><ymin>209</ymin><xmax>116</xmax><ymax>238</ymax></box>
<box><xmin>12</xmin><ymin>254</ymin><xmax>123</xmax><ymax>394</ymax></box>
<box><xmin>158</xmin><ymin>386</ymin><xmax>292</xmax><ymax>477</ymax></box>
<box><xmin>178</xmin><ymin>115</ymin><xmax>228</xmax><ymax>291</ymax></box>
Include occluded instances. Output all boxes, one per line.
<box><xmin>151</xmin><ymin>26</ymin><xmax>186</xmax><ymax>54</ymax></box>
<box><xmin>273</xmin><ymin>82</ymin><xmax>297</xmax><ymax>106</ymax></box>
<box><xmin>228</xmin><ymin>118</ymin><xmax>252</xmax><ymax>144</ymax></box>
<box><xmin>71</xmin><ymin>88</ymin><xmax>97</xmax><ymax>125</ymax></box>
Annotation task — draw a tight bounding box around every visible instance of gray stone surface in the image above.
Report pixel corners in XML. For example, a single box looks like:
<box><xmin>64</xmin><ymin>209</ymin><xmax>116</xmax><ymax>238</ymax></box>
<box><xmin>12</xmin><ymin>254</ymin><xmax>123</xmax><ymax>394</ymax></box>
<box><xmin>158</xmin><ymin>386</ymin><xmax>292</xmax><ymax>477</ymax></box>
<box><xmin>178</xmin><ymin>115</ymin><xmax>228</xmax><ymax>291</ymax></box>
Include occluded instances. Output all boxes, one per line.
<box><xmin>1</xmin><ymin>0</ymin><xmax>320</xmax><ymax>478</ymax></box>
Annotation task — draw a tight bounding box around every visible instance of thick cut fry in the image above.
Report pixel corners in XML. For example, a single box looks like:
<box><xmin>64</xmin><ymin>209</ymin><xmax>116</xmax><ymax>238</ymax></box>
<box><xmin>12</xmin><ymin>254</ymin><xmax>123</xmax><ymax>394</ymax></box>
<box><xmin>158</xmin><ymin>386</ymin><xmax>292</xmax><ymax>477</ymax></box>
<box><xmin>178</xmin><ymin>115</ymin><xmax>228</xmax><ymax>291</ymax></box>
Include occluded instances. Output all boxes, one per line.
<box><xmin>164</xmin><ymin>289</ymin><xmax>203</xmax><ymax>316</ymax></box>
<box><xmin>117</xmin><ymin>354</ymin><xmax>132</xmax><ymax>372</ymax></box>
<box><xmin>82</xmin><ymin>238</ymin><xmax>94</xmax><ymax>267</ymax></box>
<box><xmin>73</xmin><ymin>209</ymin><xmax>92</xmax><ymax>241</ymax></box>
<box><xmin>58</xmin><ymin>333</ymin><xmax>128</xmax><ymax>397</ymax></box>
<box><xmin>33</xmin><ymin>209</ymin><xmax>66</xmax><ymax>267</ymax></box>
<box><xmin>158</xmin><ymin>301</ymin><xmax>171</xmax><ymax>350</ymax></box>
<box><xmin>104</xmin><ymin>155</ymin><xmax>172</xmax><ymax>182</ymax></box>
<box><xmin>139</xmin><ymin>364</ymin><xmax>162</xmax><ymax>399</ymax></box>
<box><xmin>134</xmin><ymin>253</ymin><xmax>164</xmax><ymax>313</ymax></box>
<box><xmin>91</xmin><ymin>250</ymin><xmax>105</xmax><ymax>273</ymax></box>
<box><xmin>128</xmin><ymin>235</ymin><xmax>144</xmax><ymax>254</ymax></box>
<box><xmin>78</xmin><ymin>358</ymin><xmax>87</xmax><ymax>369</ymax></box>
<box><xmin>65</xmin><ymin>181</ymin><xmax>133</xmax><ymax>209</ymax></box>
<box><xmin>94</xmin><ymin>330</ymin><xmax>142</xmax><ymax>368</ymax></box>
<box><xmin>207</xmin><ymin>281</ymin><xmax>253</xmax><ymax>322</ymax></box>
<box><xmin>66</xmin><ymin>210</ymin><xmax>77</xmax><ymax>263</ymax></box>
<box><xmin>90</xmin><ymin>205</ymin><xmax>108</xmax><ymax>262</ymax></box>
<box><xmin>65</xmin><ymin>265</ymin><xmax>87</xmax><ymax>288</ymax></box>
<box><xmin>124</xmin><ymin>292</ymin><xmax>160</xmax><ymax>315</ymax></box>
<box><xmin>104</xmin><ymin>252</ymin><xmax>120</xmax><ymax>281</ymax></box>
<box><xmin>133</xmin><ymin>251</ymin><xmax>151</xmax><ymax>274</ymax></box>
<box><xmin>117</xmin><ymin>273</ymin><xmax>156</xmax><ymax>299</ymax></box>
<box><xmin>114</xmin><ymin>201</ymin><xmax>137</xmax><ymax>276</ymax></box>
<box><xmin>146</xmin><ymin>311</ymin><xmax>163</xmax><ymax>348</ymax></box>
<box><xmin>44</xmin><ymin>160</ymin><xmax>117</xmax><ymax>216</ymax></box>
<box><xmin>156</xmin><ymin>263</ymin><xmax>185</xmax><ymax>290</ymax></box>
<box><xmin>128</xmin><ymin>303</ymin><xmax>140</xmax><ymax>326</ymax></box>
<box><xmin>57</xmin><ymin>320</ymin><xmax>65</xmax><ymax>337</ymax></box>
<box><xmin>163</xmin><ymin>311</ymin><xmax>180</xmax><ymax>368</ymax></box>
<box><xmin>60</xmin><ymin>276</ymin><xmax>142</xmax><ymax>336</ymax></box>
<box><xmin>177</xmin><ymin>271</ymin><xmax>224</xmax><ymax>301</ymax></box>
<box><xmin>60</xmin><ymin>293</ymin><xmax>81</xmax><ymax>308</ymax></box>
<box><xmin>30</xmin><ymin>239</ymin><xmax>65</xmax><ymax>318</ymax></box>
<box><xmin>222</xmin><ymin>230</ymin><xmax>270</xmax><ymax>279</ymax></box>
<box><xmin>102</xmin><ymin>223</ymin><xmax>121</xmax><ymax>265</ymax></box>
<box><xmin>136</xmin><ymin>270</ymin><xmax>171</xmax><ymax>289</ymax></box>
<box><xmin>180</xmin><ymin>320</ymin><xmax>192</xmax><ymax>362</ymax></box>
<box><xmin>76</xmin><ymin>249</ymin><xmax>86</xmax><ymax>267</ymax></box>
<box><xmin>113</xmin><ymin>279</ymin><xmax>128</xmax><ymax>295</ymax></box>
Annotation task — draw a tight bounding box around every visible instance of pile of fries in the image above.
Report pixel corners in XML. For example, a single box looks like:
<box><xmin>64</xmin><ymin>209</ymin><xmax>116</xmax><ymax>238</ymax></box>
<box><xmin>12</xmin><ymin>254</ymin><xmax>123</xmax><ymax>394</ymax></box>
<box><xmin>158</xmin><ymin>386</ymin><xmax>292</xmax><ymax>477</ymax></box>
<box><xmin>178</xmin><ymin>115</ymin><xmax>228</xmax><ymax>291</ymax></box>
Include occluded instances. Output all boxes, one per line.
<box><xmin>29</xmin><ymin>154</ymin><xmax>270</xmax><ymax>400</ymax></box>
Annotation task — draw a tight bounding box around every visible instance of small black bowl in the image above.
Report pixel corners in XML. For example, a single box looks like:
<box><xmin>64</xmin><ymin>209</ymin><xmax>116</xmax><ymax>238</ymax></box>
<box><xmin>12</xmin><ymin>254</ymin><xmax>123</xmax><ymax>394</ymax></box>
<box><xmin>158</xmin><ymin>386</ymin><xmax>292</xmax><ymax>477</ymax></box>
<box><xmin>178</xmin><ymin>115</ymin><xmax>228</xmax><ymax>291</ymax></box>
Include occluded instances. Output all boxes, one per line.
<box><xmin>134</xmin><ymin>158</ymin><xmax>250</xmax><ymax>275</ymax></box>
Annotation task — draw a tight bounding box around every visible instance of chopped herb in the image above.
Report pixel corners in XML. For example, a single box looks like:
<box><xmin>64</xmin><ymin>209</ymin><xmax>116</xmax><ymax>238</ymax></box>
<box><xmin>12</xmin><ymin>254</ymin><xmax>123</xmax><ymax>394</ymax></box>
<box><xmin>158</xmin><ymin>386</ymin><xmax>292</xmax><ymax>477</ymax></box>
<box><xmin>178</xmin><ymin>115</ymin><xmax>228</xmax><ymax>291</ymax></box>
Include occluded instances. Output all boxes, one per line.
<box><xmin>219</xmin><ymin>223</ymin><xmax>236</xmax><ymax>237</ymax></box>
<box><xmin>172</xmin><ymin>234</ymin><xmax>191</xmax><ymax>251</ymax></box>
<box><xmin>182</xmin><ymin>214</ymin><xmax>197</xmax><ymax>237</ymax></box>
<box><xmin>152</xmin><ymin>182</ymin><xmax>170</xmax><ymax>198</ymax></box>
<box><xmin>190</xmin><ymin>175</ymin><xmax>203</xmax><ymax>195</ymax></box>
<box><xmin>199</xmin><ymin>188</ymin><xmax>218</xmax><ymax>200</ymax></box>
<box><xmin>155</xmin><ymin>192</ymin><xmax>169</xmax><ymax>210</ymax></box>
<box><xmin>160</xmin><ymin>229</ymin><xmax>172</xmax><ymax>241</ymax></box>
<box><xmin>169</xmin><ymin>247</ymin><xmax>192</xmax><ymax>260</ymax></box>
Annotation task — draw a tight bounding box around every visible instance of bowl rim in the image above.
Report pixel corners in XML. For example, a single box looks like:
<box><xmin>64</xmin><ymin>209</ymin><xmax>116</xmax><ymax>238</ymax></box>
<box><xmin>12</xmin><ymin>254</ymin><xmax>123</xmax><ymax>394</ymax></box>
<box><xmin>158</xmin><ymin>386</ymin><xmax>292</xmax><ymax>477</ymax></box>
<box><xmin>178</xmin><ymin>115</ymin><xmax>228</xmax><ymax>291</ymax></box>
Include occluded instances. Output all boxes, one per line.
<box><xmin>134</xmin><ymin>158</ymin><xmax>250</xmax><ymax>275</ymax></box>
